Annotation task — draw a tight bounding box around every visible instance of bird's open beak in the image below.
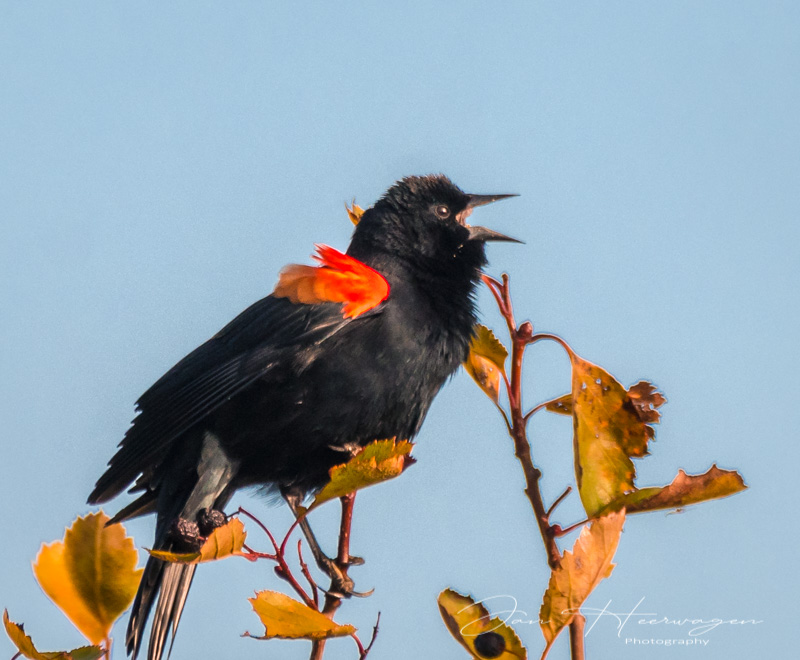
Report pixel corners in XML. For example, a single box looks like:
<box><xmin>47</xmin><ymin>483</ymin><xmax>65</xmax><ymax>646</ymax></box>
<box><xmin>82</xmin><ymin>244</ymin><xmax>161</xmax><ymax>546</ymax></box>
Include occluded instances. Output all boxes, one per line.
<box><xmin>461</xmin><ymin>193</ymin><xmax>522</xmax><ymax>243</ymax></box>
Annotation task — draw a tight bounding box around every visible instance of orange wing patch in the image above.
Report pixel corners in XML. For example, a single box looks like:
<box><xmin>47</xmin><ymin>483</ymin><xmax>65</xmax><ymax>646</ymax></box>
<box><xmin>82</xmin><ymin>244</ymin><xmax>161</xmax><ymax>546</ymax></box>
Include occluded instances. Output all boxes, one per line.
<box><xmin>274</xmin><ymin>245</ymin><xmax>390</xmax><ymax>319</ymax></box>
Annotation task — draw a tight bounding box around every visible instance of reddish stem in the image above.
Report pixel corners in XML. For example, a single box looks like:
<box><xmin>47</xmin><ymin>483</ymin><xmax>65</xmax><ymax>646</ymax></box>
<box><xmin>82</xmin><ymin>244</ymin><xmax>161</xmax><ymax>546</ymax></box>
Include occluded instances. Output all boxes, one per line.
<box><xmin>297</xmin><ymin>540</ymin><xmax>320</xmax><ymax>609</ymax></box>
<box><xmin>310</xmin><ymin>493</ymin><xmax>359</xmax><ymax>660</ymax></box>
<box><xmin>484</xmin><ymin>274</ymin><xmax>586</xmax><ymax>660</ymax></box>
<box><xmin>237</xmin><ymin>507</ymin><xmax>315</xmax><ymax>609</ymax></box>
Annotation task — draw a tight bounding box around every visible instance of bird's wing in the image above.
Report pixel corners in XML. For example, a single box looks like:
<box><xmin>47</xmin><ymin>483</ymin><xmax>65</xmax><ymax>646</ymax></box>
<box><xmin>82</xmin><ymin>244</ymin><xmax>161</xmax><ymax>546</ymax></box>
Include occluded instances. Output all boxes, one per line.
<box><xmin>89</xmin><ymin>246</ymin><xmax>390</xmax><ymax>504</ymax></box>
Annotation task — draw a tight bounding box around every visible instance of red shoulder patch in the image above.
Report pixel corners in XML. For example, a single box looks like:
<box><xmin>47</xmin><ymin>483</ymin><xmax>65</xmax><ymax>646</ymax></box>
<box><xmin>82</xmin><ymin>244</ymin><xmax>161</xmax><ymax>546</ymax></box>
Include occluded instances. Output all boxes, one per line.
<box><xmin>273</xmin><ymin>245</ymin><xmax>390</xmax><ymax>318</ymax></box>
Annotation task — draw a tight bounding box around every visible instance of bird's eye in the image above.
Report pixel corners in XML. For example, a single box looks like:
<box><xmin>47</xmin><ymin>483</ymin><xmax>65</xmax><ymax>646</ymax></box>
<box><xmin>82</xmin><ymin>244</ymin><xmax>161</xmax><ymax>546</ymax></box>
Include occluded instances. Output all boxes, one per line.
<box><xmin>434</xmin><ymin>204</ymin><xmax>451</xmax><ymax>219</ymax></box>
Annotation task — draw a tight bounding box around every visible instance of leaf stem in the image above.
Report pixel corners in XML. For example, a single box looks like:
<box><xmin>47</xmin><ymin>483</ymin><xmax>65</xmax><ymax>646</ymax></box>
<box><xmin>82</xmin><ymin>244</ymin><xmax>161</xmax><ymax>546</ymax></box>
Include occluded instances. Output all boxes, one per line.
<box><xmin>529</xmin><ymin>332</ymin><xmax>575</xmax><ymax>358</ymax></box>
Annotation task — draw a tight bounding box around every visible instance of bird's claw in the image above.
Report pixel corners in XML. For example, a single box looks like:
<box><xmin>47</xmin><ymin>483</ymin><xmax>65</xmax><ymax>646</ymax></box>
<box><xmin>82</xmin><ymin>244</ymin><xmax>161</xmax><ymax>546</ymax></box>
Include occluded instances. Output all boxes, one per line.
<box><xmin>317</xmin><ymin>555</ymin><xmax>371</xmax><ymax>599</ymax></box>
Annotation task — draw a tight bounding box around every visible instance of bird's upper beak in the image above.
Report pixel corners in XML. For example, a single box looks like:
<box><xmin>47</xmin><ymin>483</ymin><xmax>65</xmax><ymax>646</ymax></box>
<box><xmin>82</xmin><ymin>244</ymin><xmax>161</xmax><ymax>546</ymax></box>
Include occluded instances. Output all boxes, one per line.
<box><xmin>459</xmin><ymin>193</ymin><xmax>522</xmax><ymax>243</ymax></box>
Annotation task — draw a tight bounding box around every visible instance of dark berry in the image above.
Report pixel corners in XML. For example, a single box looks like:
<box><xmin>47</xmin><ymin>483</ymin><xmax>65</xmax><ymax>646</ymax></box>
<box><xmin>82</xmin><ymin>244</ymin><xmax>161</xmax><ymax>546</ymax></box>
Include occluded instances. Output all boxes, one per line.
<box><xmin>473</xmin><ymin>631</ymin><xmax>506</xmax><ymax>658</ymax></box>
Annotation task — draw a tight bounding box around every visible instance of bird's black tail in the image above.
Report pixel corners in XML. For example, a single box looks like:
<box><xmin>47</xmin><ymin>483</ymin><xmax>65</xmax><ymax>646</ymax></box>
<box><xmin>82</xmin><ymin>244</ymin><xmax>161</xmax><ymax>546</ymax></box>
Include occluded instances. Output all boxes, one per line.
<box><xmin>125</xmin><ymin>432</ymin><xmax>239</xmax><ymax>660</ymax></box>
<box><xmin>127</xmin><ymin>555</ymin><xmax>196</xmax><ymax>660</ymax></box>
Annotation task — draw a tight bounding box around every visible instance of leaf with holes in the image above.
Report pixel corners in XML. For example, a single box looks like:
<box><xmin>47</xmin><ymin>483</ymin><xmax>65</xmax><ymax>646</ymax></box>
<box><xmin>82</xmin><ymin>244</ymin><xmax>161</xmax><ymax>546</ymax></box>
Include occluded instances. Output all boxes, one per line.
<box><xmin>570</xmin><ymin>358</ymin><xmax>660</xmax><ymax>516</ymax></box>
<box><xmin>464</xmin><ymin>325</ymin><xmax>508</xmax><ymax>403</ymax></box>
<box><xmin>540</xmin><ymin>511</ymin><xmax>625</xmax><ymax>656</ymax></box>
<box><xmin>438</xmin><ymin>589</ymin><xmax>526</xmax><ymax>660</ymax></box>
<box><xmin>307</xmin><ymin>439</ymin><xmax>415</xmax><ymax>512</ymax></box>
<box><xmin>148</xmin><ymin>518</ymin><xmax>246</xmax><ymax>564</ymax></box>
<box><xmin>545</xmin><ymin>379</ymin><xmax>665</xmax><ymax>431</ymax></box>
<box><xmin>248</xmin><ymin>591</ymin><xmax>355</xmax><ymax>640</ymax></box>
<box><xmin>32</xmin><ymin>512</ymin><xmax>142</xmax><ymax>645</ymax></box>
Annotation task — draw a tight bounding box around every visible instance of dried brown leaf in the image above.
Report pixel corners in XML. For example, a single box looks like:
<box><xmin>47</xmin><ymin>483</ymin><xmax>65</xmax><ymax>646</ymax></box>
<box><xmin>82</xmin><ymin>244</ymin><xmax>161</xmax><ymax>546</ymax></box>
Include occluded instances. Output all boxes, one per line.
<box><xmin>540</xmin><ymin>511</ymin><xmax>625</xmax><ymax>655</ymax></box>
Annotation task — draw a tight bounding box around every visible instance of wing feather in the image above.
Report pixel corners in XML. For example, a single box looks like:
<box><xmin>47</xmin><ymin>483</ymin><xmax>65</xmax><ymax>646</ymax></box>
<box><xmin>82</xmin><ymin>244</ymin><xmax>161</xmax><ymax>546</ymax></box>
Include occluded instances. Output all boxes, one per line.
<box><xmin>89</xmin><ymin>294</ymin><xmax>376</xmax><ymax>504</ymax></box>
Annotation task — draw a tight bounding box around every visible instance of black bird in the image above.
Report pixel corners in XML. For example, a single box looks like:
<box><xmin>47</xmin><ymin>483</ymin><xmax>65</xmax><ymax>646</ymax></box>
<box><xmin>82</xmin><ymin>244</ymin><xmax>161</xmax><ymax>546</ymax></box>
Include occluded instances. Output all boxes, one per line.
<box><xmin>88</xmin><ymin>174</ymin><xmax>518</xmax><ymax>660</ymax></box>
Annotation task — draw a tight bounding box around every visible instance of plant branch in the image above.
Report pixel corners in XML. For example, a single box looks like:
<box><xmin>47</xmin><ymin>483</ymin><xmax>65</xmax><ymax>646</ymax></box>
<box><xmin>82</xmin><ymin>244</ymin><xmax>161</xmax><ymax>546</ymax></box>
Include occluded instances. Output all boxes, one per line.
<box><xmin>310</xmin><ymin>493</ymin><xmax>359</xmax><ymax>660</ymax></box>
<box><xmin>487</xmin><ymin>274</ymin><xmax>561</xmax><ymax>569</ymax></box>
<box><xmin>297</xmin><ymin>540</ymin><xmax>320</xmax><ymax>609</ymax></box>
<box><xmin>484</xmin><ymin>274</ymin><xmax>586</xmax><ymax>660</ymax></box>
<box><xmin>545</xmin><ymin>487</ymin><xmax>572</xmax><ymax>519</ymax></box>
<box><xmin>237</xmin><ymin>507</ymin><xmax>316</xmax><ymax>608</ymax></box>
<box><xmin>569</xmin><ymin>615</ymin><xmax>586</xmax><ymax>660</ymax></box>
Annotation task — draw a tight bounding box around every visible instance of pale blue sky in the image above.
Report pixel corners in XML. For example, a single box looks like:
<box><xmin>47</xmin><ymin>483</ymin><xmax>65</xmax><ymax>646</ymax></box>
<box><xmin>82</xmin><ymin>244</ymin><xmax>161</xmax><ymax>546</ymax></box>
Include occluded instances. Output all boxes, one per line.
<box><xmin>2</xmin><ymin>2</ymin><xmax>798</xmax><ymax>659</ymax></box>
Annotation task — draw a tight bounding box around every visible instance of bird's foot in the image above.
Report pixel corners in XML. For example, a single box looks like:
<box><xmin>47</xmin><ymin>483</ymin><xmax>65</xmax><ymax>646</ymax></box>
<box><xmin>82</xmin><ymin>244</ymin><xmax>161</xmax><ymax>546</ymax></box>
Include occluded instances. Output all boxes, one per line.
<box><xmin>317</xmin><ymin>555</ymin><xmax>372</xmax><ymax>599</ymax></box>
<box><xmin>167</xmin><ymin>517</ymin><xmax>204</xmax><ymax>552</ymax></box>
<box><xmin>166</xmin><ymin>509</ymin><xmax>228</xmax><ymax>553</ymax></box>
<box><xmin>196</xmin><ymin>507</ymin><xmax>227</xmax><ymax>536</ymax></box>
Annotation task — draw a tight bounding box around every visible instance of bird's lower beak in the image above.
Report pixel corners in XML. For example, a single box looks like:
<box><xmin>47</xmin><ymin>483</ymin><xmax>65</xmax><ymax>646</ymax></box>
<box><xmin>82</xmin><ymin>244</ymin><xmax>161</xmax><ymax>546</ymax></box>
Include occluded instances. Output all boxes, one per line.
<box><xmin>467</xmin><ymin>225</ymin><xmax>523</xmax><ymax>243</ymax></box>
<box><xmin>462</xmin><ymin>193</ymin><xmax>522</xmax><ymax>243</ymax></box>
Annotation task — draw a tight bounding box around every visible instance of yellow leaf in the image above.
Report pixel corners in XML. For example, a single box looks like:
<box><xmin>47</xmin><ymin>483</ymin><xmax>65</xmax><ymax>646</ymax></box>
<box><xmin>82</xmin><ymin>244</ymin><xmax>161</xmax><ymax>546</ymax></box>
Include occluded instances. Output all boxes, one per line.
<box><xmin>464</xmin><ymin>325</ymin><xmax>508</xmax><ymax>403</ymax></box>
<box><xmin>543</xmin><ymin>394</ymin><xmax>573</xmax><ymax>416</ymax></box>
<box><xmin>545</xmin><ymin>380</ymin><xmax>664</xmax><ymax>426</ymax></box>
<box><xmin>3</xmin><ymin>610</ymin><xmax>104</xmax><ymax>660</ymax></box>
<box><xmin>308</xmin><ymin>439</ymin><xmax>415</xmax><ymax>511</ymax></box>
<box><xmin>438</xmin><ymin>589</ymin><xmax>527</xmax><ymax>660</ymax></box>
<box><xmin>570</xmin><ymin>357</ymin><xmax>654</xmax><ymax>516</ymax></box>
<box><xmin>248</xmin><ymin>591</ymin><xmax>356</xmax><ymax>640</ymax></box>
<box><xmin>601</xmin><ymin>465</ymin><xmax>747</xmax><ymax>514</ymax></box>
<box><xmin>32</xmin><ymin>512</ymin><xmax>142</xmax><ymax>645</ymax></box>
<box><xmin>147</xmin><ymin>518</ymin><xmax>246</xmax><ymax>564</ymax></box>
<box><xmin>345</xmin><ymin>200</ymin><xmax>365</xmax><ymax>225</ymax></box>
<box><xmin>540</xmin><ymin>511</ymin><xmax>625</xmax><ymax>654</ymax></box>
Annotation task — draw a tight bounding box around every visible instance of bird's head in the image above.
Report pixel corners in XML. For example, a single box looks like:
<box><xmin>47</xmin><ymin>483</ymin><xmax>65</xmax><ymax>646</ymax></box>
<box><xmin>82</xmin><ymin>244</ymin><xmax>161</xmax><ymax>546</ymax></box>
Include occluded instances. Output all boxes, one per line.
<box><xmin>348</xmin><ymin>174</ymin><xmax>519</xmax><ymax>269</ymax></box>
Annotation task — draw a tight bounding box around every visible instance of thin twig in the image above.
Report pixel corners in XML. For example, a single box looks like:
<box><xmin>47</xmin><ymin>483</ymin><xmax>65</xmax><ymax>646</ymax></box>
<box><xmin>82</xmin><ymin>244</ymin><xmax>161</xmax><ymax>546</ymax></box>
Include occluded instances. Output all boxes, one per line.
<box><xmin>545</xmin><ymin>487</ymin><xmax>573</xmax><ymax>519</ymax></box>
<box><xmin>237</xmin><ymin>507</ymin><xmax>315</xmax><ymax>608</ymax></box>
<box><xmin>364</xmin><ymin>612</ymin><xmax>381</xmax><ymax>655</ymax></box>
<box><xmin>237</xmin><ymin>507</ymin><xmax>280</xmax><ymax>554</ymax></box>
<box><xmin>297</xmin><ymin>540</ymin><xmax>320</xmax><ymax>609</ymax></box>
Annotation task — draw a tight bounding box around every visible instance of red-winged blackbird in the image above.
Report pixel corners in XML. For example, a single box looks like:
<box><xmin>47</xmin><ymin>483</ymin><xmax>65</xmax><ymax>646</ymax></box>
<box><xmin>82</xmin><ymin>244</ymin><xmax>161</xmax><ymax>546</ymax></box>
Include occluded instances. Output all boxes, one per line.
<box><xmin>88</xmin><ymin>174</ymin><xmax>518</xmax><ymax>660</ymax></box>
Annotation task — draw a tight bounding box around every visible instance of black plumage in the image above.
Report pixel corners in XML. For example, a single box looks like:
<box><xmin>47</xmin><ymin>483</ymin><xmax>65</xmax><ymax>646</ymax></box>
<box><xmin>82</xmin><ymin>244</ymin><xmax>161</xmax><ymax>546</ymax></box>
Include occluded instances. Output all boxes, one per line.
<box><xmin>88</xmin><ymin>174</ymin><xmax>517</xmax><ymax>659</ymax></box>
